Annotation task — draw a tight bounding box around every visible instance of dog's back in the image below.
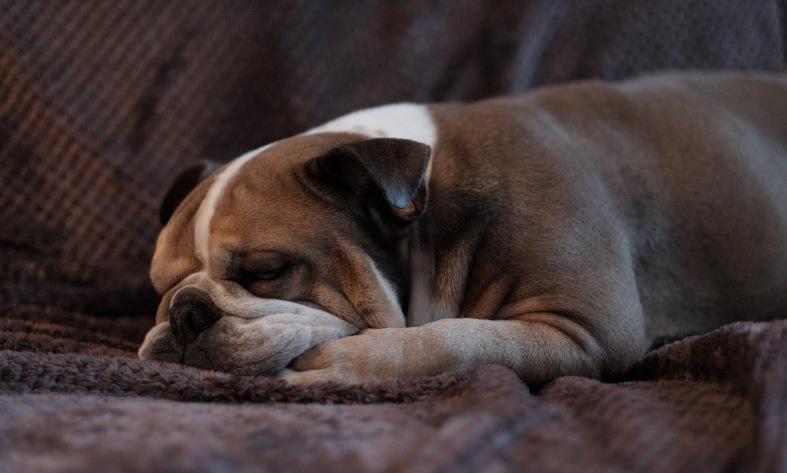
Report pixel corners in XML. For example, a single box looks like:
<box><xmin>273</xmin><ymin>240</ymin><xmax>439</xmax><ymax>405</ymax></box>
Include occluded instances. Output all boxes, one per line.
<box><xmin>435</xmin><ymin>72</ymin><xmax>787</xmax><ymax>342</ymax></box>
<box><xmin>613</xmin><ymin>73</ymin><xmax>787</xmax><ymax>337</ymax></box>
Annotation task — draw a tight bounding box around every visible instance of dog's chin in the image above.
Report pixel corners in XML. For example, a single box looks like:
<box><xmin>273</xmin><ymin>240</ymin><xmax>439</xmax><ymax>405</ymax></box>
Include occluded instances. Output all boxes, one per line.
<box><xmin>138</xmin><ymin>311</ymin><xmax>358</xmax><ymax>376</ymax></box>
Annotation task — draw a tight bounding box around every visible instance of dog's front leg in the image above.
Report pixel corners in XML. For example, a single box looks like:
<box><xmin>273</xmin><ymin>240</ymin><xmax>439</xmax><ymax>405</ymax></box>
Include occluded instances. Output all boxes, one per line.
<box><xmin>281</xmin><ymin>314</ymin><xmax>616</xmax><ymax>386</ymax></box>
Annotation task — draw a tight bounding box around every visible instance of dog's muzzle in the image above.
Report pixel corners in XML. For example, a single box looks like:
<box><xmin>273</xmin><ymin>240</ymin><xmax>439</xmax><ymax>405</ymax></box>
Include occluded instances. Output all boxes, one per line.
<box><xmin>168</xmin><ymin>287</ymin><xmax>220</xmax><ymax>343</ymax></box>
<box><xmin>139</xmin><ymin>281</ymin><xmax>360</xmax><ymax>375</ymax></box>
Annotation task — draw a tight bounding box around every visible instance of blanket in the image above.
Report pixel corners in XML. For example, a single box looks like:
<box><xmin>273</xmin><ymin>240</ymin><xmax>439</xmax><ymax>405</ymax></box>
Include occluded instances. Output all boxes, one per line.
<box><xmin>1</xmin><ymin>317</ymin><xmax>785</xmax><ymax>472</ymax></box>
<box><xmin>1</xmin><ymin>1</ymin><xmax>785</xmax><ymax>471</ymax></box>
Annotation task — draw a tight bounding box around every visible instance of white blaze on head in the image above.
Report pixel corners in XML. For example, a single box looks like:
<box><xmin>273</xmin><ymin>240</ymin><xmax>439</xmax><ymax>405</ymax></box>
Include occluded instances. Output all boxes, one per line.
<box><xmin>193</xmin><ymin>144</ymin><xmax>273</xmax><ymax>268</ymax></box>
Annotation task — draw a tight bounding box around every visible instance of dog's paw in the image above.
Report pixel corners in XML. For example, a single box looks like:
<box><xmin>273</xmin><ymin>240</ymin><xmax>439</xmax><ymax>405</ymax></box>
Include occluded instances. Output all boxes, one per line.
<box><xmin>210</xmin><ymin>312</ymin><xmax>359</xmax><ymax>375</ymax></box>
<box><xmin>138</xmin><ymin>309</ymin><xmax>360</xmax><ymax>376</ymax></box>
<box><xmin>281</xmin><ymin>328</ymin><xmax>411</xmax><ymax>385</ymax></box>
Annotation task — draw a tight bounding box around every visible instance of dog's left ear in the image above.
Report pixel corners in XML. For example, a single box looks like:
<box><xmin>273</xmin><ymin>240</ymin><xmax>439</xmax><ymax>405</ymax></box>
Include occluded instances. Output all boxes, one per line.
<box><xmin>305</xmin><ymin>138</ymin><xmax>431</xmax><ymax>222</ymax></box>
<box><xmin>159</xmin><ymin>160</ymin><xmax>220</xmax><ymax>225</ymax></box>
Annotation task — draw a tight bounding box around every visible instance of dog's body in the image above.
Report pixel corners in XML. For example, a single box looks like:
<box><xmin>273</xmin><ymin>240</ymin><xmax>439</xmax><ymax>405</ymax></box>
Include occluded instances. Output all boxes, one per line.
<box><xmin>139</xmin><ymin>72</ymin><xmax>787</xmax><ymax>385</ymax></box>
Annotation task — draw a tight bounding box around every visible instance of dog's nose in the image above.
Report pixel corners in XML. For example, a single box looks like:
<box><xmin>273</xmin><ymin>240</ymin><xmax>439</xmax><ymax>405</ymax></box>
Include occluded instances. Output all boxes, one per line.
<box><xmin>169</xmin><ymin>287</ymin><xmax>220</xmax><ymax>343</ymax></box>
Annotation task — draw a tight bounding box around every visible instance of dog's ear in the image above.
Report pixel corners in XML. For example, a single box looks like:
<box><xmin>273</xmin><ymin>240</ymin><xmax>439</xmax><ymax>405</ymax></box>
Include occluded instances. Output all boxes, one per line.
<box><xmin>305</xmin><ymin>138</ymin><xmax>431</xmax><ymax>223</ymax></box>
<box><xmin>159</xmin><ymin>160</ymin><xmax>220</xmax><ymax>225</ymax></box>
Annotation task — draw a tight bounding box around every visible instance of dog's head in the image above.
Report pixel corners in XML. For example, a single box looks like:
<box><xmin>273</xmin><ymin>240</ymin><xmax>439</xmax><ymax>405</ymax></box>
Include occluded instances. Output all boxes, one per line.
<box><xmin>138</xmin><ymin>132</ymin><xmax>431</xmax><ymax>375</ymax></box>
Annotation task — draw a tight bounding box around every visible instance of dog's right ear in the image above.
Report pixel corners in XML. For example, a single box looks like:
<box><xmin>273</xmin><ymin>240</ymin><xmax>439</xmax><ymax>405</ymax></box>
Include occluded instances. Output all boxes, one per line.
<box><xmin>159</xmin><ymin>161</ymin><xmax>220</xmax><ymax>225</ymax></box>
<box><xmin>304</xmin><ymin>138</ymin><xmax>431</xmax><ymax>226</ymax></box>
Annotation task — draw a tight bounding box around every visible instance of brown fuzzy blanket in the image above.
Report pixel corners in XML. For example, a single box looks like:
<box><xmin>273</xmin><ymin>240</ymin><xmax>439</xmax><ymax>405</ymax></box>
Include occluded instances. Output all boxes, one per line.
<box><xmin>1</xmin><ymin>317</ymin><xmax>785</xmax><ymax>471</ymax></box>
<box><xmin>1</xmin><ymin>1</ymin><xmax>786</xmax><ymax>471</ymax></box>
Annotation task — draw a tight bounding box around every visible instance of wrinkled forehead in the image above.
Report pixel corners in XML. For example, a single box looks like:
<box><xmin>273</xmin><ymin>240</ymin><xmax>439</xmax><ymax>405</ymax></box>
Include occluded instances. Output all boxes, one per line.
<box><xmin>150</xmin><ymin>132</ymin><xmax>363</xmax><ymax>292</ymax></box>
<box><xmin>206</xmin><ymin>132</ymin><xmax>364</xmax><ymax>251</ymax></box>
<box><xmin>209</xmin><ymin>165</ymin><xmax>326</xmax><ymax>257</ymax></box>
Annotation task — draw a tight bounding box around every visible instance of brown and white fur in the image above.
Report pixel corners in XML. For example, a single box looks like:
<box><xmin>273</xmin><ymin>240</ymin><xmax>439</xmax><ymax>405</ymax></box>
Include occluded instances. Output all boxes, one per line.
<box><xmin>139</xmin><ymin>72</ymin><xmax>787</xmax><ymax>386</ymax></box>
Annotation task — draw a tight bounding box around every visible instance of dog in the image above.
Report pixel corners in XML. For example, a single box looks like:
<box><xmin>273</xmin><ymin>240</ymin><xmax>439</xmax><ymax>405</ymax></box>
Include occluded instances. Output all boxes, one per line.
<box><xmin>139</xmin><ymin>72</ymin><xmax>787</xmax><ymax>386</ymax></box>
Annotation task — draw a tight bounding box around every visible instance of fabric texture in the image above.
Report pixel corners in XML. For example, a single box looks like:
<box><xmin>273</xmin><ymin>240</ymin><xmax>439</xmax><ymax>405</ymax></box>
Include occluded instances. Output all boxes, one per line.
<box><xmin>1</xmin><ymin>1</ymin><xmax>786</xmax><ymax>471</ymax></box>
<box><xmin>1</xmin><ymin>320</ymin><xmax>785</xmax><ymax>472</ymax></box>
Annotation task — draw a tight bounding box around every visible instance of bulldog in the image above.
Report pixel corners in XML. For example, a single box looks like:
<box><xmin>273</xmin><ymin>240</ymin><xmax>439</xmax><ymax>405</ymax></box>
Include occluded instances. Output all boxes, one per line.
<box><xmin>139</xmin><ymin>72</ymin><xmax>787</xmax><ymax>386</ymax></box>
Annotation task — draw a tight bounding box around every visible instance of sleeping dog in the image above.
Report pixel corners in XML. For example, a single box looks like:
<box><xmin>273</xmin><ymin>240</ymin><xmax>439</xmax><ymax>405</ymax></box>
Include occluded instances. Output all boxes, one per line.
<box><xmin>139</xmin><ymin>72</ymin><xmax>787</xmax><ymax>385</ymax></box>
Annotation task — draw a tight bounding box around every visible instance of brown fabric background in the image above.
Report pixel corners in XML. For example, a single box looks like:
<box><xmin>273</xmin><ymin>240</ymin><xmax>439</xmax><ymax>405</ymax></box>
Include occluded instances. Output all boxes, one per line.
<box><xmin>1</xmin><ymin>1</ymin><xmax>786</xmax><ymax>472</ymax></box>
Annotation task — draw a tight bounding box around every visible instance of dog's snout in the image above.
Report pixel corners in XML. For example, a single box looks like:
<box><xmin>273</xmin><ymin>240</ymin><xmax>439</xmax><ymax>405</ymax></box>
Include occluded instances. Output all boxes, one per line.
<box><xmin>169</xmin><ymin>287</ymin><xmax>220</xmax><ymax>342</ymax></box>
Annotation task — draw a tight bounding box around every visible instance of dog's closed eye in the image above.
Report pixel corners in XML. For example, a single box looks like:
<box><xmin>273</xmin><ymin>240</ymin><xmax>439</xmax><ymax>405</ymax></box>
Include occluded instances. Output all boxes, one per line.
<box><xmin>234</xmin><ymin>250</ymin><xmax>293</xmax><ymax>284</ymax></box>
<box><xmin>246</xmin><ymin>263</ymin><xmax>291</xmax><ymax>281</ymax></box>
